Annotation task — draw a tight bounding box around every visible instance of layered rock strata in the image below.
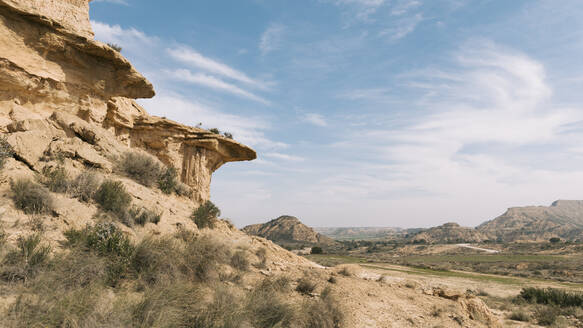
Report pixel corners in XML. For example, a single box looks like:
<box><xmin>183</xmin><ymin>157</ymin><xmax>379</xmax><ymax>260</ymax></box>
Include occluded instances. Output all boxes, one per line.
<box><xmin>0</xmin><ymin>0</ymin><xmax>255</xmax><ymax>202</ymax></box>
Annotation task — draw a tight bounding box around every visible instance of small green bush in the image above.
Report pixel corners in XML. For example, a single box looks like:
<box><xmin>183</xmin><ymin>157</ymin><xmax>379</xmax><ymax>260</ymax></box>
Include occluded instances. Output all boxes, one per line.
<box><xmin>296</xmin><ymin>277</ymin><xmax>317</xmax><ymax>295</ymax></box>
<box><xmin>129</xmin><ymin>206</ymin><xmax>161</xmax><ymax>226</ymax></box>
<box><xmin>518</xmin><ymin>287</ymin><xmax>583</xmax><ymax>307</ymax></box>
<box><xmin>230</xmin><ymin>250</ymin><xmax>249</xmax><ymax>271</ymax></box>
<box><xmin>191</xmin><ymin>201</ymin><xmax>220</xmax><ymax>229</ymax></box>
<box><xmin>183</xmin><ymin>234</ymin><xmax>231</xmax><ymax>282</ymax></box>
<box><xmin>1</xmin><ymin>234</ymin><xmax>51</xmax><ymax>282</ymax></box>
<box><xmin>118</xmin><ymin>152</ymin><xmax>164</xmax><ymax>187</ymax></box>
<box><xmin>0</xmin><ymin>136</ymin><xmax>14</xmax><ymax>169</ymax></box>
<box><xmin>107</xmin><ymin>42</ymin><xmax>122</xmax><ymax>52</ymax></box>
<box><xmin>158</xmin><ymin>167</ymin><xmax>178</xmax><ymax>194</ymax></box>
<box><xmin>69</xmin><ymin>171</ymin><xmax>100</xmax><ymax>202</ymax></box>
<box><xmin>94</xmin><ymin>180</ymin><xmax>132</xmax><ymax>215</ymax></box>
<box><xmin>65</xmin><ymin>223</ymin><xmax>134</xmax><ymax>259</ymax></box>
<box><xmin>209</xmin><ymin>128</ymin><xmax>220</xmax><ymax>134</ymax></box>
<box><xmin>311</xmin><ymin>246</ymin><xmax>323</xmax><ymax>254</ymax></box>
<box><xmin>174</xmin><ymin>182</ymin><xmax>192</xmax><ymax>197</ymax></box>
<box><xmin>41</xmin><ymin>165</ymin><xmax>70</xmax><ymax>193</ymax></box>
<box><xmin>10</xmin><ymin>178</ymin><xmax>54</xmax><ymax>214</ymax></box>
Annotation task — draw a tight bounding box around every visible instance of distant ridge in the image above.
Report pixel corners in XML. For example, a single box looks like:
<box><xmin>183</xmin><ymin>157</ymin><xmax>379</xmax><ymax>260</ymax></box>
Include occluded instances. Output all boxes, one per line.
<box><xmin>242</xmin><ymin>216</ymin><xmax>336</xmax><ymax>247</ymax></box>
<box><xmin>477</xmin><ymin>200</ymin><xmax>583</xmax><ymax>242</ymax></box>
<box><xmin>410</xmin><ymin>222</ymin><xmax>488</xmax><ymax>244</ymax></box>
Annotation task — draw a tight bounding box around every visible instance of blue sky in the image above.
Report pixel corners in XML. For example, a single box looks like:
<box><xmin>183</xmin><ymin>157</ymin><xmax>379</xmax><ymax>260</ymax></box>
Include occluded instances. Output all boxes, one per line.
<box><xmin>90</xmin><ymin>0</ymin><xmax>583</xmax><ymax>228</ymax></box>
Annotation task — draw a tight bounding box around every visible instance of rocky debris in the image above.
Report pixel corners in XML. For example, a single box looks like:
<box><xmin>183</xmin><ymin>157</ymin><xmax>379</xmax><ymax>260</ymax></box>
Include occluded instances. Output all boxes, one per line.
<box><xmin>478</xmin><ymin>200</ymin><xmax>583</xmax><ymax>242</ymax></box>
<box><xmin>243</xmin><ymin>215</ymin><xmax>337</xmax><ymax>247</ymax></box>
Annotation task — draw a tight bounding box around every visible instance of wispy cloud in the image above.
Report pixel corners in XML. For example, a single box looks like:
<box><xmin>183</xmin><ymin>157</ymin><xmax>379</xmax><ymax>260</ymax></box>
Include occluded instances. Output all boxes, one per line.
<box><xmin>167</xmin><ymin>69</ymin><xmax>270</xmax><ymax>104</ymax></box>
<box><xmin>260</xmin><ymin>24</ymin><xmax>285</xmax><ymax>55</ymax></box>
<box><xmin>302</xmin><ymin>113</ymin><xmax>328</xmax><ymax>127</ymax></box>
<box><xmin>167</xmin><ymin>46</ymin><xmax>266</xmax><ymax>89</ymax></box>
<box><xmin>391</xmin><ymin>0</ymin><xmax>421</xmax><ymax>16</ymax></box>
<box><xmin>264</xmin><ymin>152</ymin><xmax>305</xmax><ymax>162</ymax></box>
<box><xmin>91</xmin><ymin>21</ymin><xmax>155</xmax><ymax>47</ymax></box>
<box><xmin>139</xmin><ymin>93</ymin><xmax>284</xmax><ymax>150</ymax></box>
<box><xmin>379</xmin><ymin>13</ymin><xmax>423</xmax><ymax>41</ymax></box>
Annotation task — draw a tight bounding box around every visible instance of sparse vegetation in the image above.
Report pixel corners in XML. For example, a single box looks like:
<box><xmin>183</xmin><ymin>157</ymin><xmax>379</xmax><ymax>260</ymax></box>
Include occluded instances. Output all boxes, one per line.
<box><xmin>129</xmin><ymin>206</ymin><xmax>161</xmax><ymax>226</ymax></box>
<box><xmin>311</xmin><ymin>246</ymin><xmax>323</xmax><ymax>254</ymax></box>
<box><xmin>296</xmin><ymin>277</ymin><xmax>317</xmax><ymax>295</ymax></box>
<box><xmin>0</xmin><ymin>136</ymin><xmax>14</xmax><ymax>170</ymax></box>
<box><xmin>40</xmin><ymin>165</ymin><xmax>70</xmax><ymax>192</ymax></box>
<box><xmin>191</xmin><ymin>200</ymin><xmax>220</xmax><ymax>229</ymax></box>
<box><xmin>1</xmin><ymin>234</ymin><xmax>50</xmax><ymax>282</ymax></box>
<box><xmin>118</xmin><ymin>151</ymin><xmax>164</xmax><ymax>187</ymax></box>
<box><xmin>157</xmin><ymin>166</ymin><xmax>178</xmax><ymax>194</ymax></box>
<box><xmin>10</xmin><ymin>178</ymin><xmax>54</xmax><ymax>214</ymax></box>
<box><xmin>231</xmin><ymin>250</ymin><xmax>249</xmax><ymax>271</ymax></box>
<box><xmin>518</xmin><ymin>287</ymin><xmax>583</xmax><ymax>307</ymax></box>
<box><xmin>223</xmin><ymin>132</ymin><xmax>233</xmax><ymax>139</ymax></box>
<box><xmin>209</xmin><ymin>128</ymin><xmax>220</xmax><ymax>134</ymax></box>
<box><xmin>94</xmin><ymin>179</ymin><xmax>132</xmax><ymax>216</ymax></box>
<box><xmin>107</xmin><ymin>42</ymin><xmax>122</xmax><ymax>52</ymax></box>
<box><xmin>509</xmin><ymin>310</ymin><xmax>530</xmax><ymax>322</ymax></box>
<box><xmin>69</xmin><ymin>170</ymin><xmax>101</xmax><ymax>202</ymax></box>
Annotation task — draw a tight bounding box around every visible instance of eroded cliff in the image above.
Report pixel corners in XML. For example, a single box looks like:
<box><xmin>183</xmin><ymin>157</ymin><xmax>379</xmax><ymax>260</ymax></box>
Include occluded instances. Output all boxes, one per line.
<box><xmin>0</xmin><ymin>0</ymin><xmax>255</xmax><ymax>202</ymax></box>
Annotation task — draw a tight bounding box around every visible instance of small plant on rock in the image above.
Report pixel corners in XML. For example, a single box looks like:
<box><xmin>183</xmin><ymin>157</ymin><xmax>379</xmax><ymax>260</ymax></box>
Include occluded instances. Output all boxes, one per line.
<box><xmin>191</xmin><ymin>201</ymin><xmax>220</xmax><ymax>229</ymax></box>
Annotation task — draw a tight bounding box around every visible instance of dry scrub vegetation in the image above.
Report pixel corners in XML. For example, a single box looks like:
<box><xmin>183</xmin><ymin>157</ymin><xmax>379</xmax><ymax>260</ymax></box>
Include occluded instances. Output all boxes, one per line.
<box><xmin>0</xmin><ymin>226</ymin><xmax>344</xmax><ymax>327</ymax></box>
<box><xmin>0</xmin><ymin>161</ymin><xmax>344</xmax><ymax>327</ymax></box>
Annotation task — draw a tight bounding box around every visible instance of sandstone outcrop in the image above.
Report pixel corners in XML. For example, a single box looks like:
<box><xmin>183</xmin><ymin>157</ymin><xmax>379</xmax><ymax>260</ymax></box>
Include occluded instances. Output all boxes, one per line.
<box><xmin>477</xmin><ymin>200</ymin><xmax>583</xmax><ymax>242</ymax></box>
<box><xmin>409</xmin><ymin>222</ymin><xmax>488</xmax><ymax>244</ymax></box>
<box><xmin>0</xmin><ymin>0</ymin><xmax>255</xmax><ymax>202</ymax></box>
<box><xmin>243</xmin><ymin>215</ymin><xmax>337</xmax><ymax>248</ymax></box>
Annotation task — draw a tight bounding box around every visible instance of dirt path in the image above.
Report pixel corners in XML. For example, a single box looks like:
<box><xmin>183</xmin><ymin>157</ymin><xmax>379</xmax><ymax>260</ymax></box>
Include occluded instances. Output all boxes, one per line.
<box><xmin>456</xmin><ymin>243</ymin><xmax>500</xmax><ymax>253</ymax></box>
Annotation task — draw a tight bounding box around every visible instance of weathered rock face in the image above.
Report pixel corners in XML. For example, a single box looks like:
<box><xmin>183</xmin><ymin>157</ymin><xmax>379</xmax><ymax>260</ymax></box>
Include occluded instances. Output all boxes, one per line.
<box><xmin>243</xmin><ymin>216</ymin><xmax>337</xmax><ymax>247</ymax></box>
<box><xmin>0</xmin><ymin>0</ymin><xmax>255</xmax><ymax>202</ymax></box>
<box><xmin>477</xmin><ymin>200</ymin><xmax>583</xmax><ymax>242</ymax></box>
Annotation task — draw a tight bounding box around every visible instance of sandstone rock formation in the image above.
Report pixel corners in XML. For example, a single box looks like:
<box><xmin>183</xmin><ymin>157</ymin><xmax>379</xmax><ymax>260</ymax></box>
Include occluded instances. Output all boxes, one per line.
<box><xmin>0</xmin><ymin>0</ymin><xmax>255</xmax><ymax>202</ymax></box>
<box><xmin>478</xmin><ymin>200</ymin><xmax>583</xmax><ymax>242</ymax></box>
<box><xmin>243</xmin><ymin>215</ymin><xmax>337</xmax><ymax>248</ymax></box>
<box><xmin>409</xmin><ymin>222</ymin><xmax>488</xmax><ymax>244</ymax></box>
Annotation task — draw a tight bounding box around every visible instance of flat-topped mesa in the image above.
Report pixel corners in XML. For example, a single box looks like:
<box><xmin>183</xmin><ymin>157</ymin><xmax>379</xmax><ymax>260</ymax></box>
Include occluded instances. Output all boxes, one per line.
<box><xmin>0</xmin><ymin>0</ymin><xmax>256</xmax><ymax>203</ymax></box>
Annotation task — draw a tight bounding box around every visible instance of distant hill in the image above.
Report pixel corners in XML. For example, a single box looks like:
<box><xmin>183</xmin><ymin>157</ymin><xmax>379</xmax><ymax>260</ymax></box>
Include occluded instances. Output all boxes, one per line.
<box><xmin>314</xmin><ymin>227</ymin><xmax>403</xmax><ymax>240</ymax></box>
<box><xmin>408</xmin><ymin>222</ymin><xmax>488</xmax><ymax>244</ymax></box>
<box><xmin>477</xmin><ymin>200</ymin><xmax>583</xmax><ymax>242</ymax></box>
<box><xmin>242</xmin><ymin>216</ymin><xmax>336</xmax><ymax>248</ymax></box>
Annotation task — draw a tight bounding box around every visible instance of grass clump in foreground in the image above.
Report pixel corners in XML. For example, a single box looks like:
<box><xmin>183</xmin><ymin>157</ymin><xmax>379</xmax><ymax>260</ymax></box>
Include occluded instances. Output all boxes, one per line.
<box><xmin>1</xmin><ymin>228</ymin><xmax>344</xmax><ymax>328</ymax></box>
<box><xmin>10</xmin><ymin>178</ymin><xmax>54</xmax><ymax>215</ymax></box>
<box><xmin>191</xmin><ymin>200</ymin><xmax>220</xmax><ymax>229</ymax></box>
